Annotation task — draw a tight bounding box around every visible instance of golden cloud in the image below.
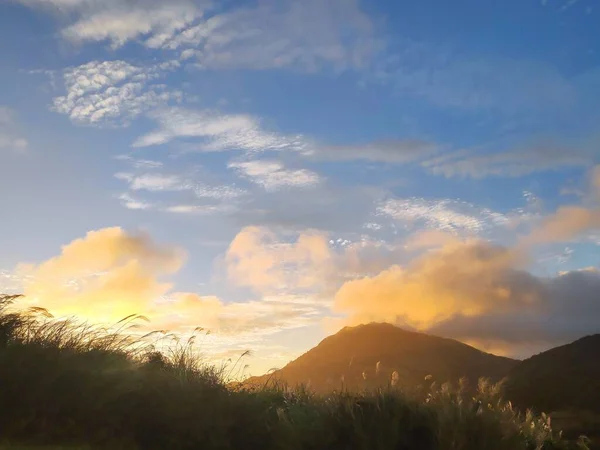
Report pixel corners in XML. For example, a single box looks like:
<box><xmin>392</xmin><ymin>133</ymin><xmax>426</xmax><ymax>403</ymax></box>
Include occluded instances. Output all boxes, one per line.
<box><xmin>404</xmin><ymin>229</ymin><xmax>459</xmax><ymax>251</ymax></box>
<box><xmin>19</xmin><ymin>227</ymin><xmax>186</xmax><ymax>323</ymax></box>
<box><xmin>333</xmin><ymin>240</ymin><xmax>538</xmax><ymax>330</ymax></box>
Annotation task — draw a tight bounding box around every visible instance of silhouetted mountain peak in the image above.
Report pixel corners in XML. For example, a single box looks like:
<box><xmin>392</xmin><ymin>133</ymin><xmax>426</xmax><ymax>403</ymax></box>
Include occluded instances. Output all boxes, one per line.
<box><xmin>246</xmin><ymin>322</ymin><xmax>517</xmax><ymax>392</ymax></box>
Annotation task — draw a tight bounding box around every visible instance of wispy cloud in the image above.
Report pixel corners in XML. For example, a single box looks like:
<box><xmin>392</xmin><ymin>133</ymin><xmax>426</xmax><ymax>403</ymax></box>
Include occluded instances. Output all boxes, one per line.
<box><xmin>228</xmin><ymin>159</ymin><xmax>321</xmax><ymax>191</ymax></box>
<box><xmin>116</xmin><ymin>173</ymin><xmax>191</xmax><ymax>192</ymax></box>
<box><xmin>304</xmin><ymin>139</ymin><xmax>439</xmax><ymax>163</ymax></box>
<box><xmin>526</xmin><ymin>206</ymin><xmax>600</xmax><ymax>244</ymax></box>
<box><xmin>377</xmin><ymin>197</ymin><xmax>510</xmax><ymax>235</ymax></box>
<box><xmin>18</xmin><ymin>0</ymin><xmax>380</xmax><ymax>74</ymax></box>
<box><xmin>52</xmin><ymin>60</ymin><xmax>182</xmax><ymax>126</ymax></box>
<box><xmin>194</xmin><ymin>184</ymin><xmax>247</xmax><ymax>200</ymax></box>
<box><xmin>225</xmin><ymin>181</ymin><xmax>383</xmax><ymax>233</ymax></box>
<box><xmin>133</xmin><ymin>107</ymin><xmax>443</xmax><ymax>168</ymax></box>
<box><xmin>114</xmin><ymin>155</ymin><xmax>164</xmax><ymax>170</ymax></box>
<box><xmin>162</xmin><ymin>0</ymin><xmax>380</xmax><ymax>72</ymax></box>
<box><xmin>0</xmin><ymin>106</ymin><xmax>28</xmax><ymax>153</ymax></box>
<box><xmin>118</xmin><ymin>193</ymin><xmax>155</xmax><ymax>211</ymax></box>
<box><xmin>115</xmin><ymin>158</ymin><xmax>248</xmax><ymax>214</ymax></box>
<box><xmin>163</xmin><ymin>204</ymin><xmax>235</xmax><ymax>215</ymax></box>
<box><xmin>17</xmin><ymin>0</ymin><xmax>205</xmax><ymax>49</ymax></box>
<box><xmin>132</xmin><ymin>107</ymin><xmax>304</xmax><ymax>152</ymax></box>
<box><xmin>422</xmin><ymin>141</ymin><xmax>596</xmax><ymax>178</ymax></box>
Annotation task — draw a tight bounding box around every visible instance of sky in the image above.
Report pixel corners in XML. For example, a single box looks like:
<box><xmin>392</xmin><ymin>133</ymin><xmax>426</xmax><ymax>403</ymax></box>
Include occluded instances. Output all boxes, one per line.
<box><xmin>0</xmin><ymin>0</ymin><xmax>599</xmax><ymax>376</ymax></box>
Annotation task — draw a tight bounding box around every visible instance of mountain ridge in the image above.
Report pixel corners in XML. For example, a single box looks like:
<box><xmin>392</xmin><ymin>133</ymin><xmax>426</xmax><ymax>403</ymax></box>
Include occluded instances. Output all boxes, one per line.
<box><xmin>245</xmin><ymin>322</ymin><xmax>518</xmax><ymax>392</ymax></box>
<box><xmin>504</xmin><ymin>333</ymin><xmax>600</xmax><ymax>413</ymax></box>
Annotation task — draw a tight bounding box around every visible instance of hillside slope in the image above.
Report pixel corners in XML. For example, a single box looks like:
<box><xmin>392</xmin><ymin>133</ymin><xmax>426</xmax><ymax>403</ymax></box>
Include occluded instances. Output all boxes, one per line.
<box><xmin>504</xmin><ymin>334</ymin><xmax>600</xmax><ymax>413</ymax></box>
<box><xmin>247</xmin><ymin>323</ymin><xmax>517</xmax><ymax>392</ymax></box>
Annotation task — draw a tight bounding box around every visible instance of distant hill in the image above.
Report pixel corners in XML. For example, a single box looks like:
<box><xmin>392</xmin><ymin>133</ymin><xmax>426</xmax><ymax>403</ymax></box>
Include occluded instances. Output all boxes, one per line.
<box><xmin>504</xmin><ymin>334</ymin><xmax>600</xmax><ymax>413</ymax></box>
<box><xmin>245</xmin><ymin>323</ymin><xmax>517</xmax><ymax>392</ymax></box>
<box><xmin>503</xmin><ymin>334</ymin><xmax>600</xmax><ymax>443</ymax></box>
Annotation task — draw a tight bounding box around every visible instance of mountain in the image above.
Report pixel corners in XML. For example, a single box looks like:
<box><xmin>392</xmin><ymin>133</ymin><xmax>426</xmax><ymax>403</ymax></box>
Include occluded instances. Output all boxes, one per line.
<box><xmin>504</xmin><ymin>334</ymin><xmax>600</xmax><ymax>413</ymax></box>
<box><xmin>503</xmin><ymin>334</ymin><xmax>600</xmax><ymax>443</ymax></box>
<box><xmin>246</xmin><ymin>323</ymin><xmax>517</xmax><ymax>392</ymax></box>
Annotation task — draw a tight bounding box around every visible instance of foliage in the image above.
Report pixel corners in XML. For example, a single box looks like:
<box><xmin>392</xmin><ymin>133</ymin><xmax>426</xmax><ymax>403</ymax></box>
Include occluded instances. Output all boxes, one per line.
<box><xmin>0</xmin><ymin>295</ymin><xmax>591</xmax><ymax>450</ymax></box>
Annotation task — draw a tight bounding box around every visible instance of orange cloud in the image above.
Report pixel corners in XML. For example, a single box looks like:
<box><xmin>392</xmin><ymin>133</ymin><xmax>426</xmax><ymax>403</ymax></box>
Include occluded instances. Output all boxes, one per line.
<box><xmin>527</xmin><ymin>206</ymin><xmax>600</xmax><ymax>243</ymax></box>
<box><xmin>522</xmin><ymin>165</ymin><xmax>600</xmax><ymax>244</ymax></box>
<box><xmin>33</xmin><ymin>227</ymin><xmax>184</xmax><ymax>276</ymax></box>
<box><xmin>19</xmin><ymin>227</ymin><xmax>185</xmax><ymax>323</ymax></box>
<box><xmin>404</xmin><ymin>229</ymin><xmax>459</xmax><ymax>251</ymax></box>
<box><xmin>333</xmin><ymin>240</ymin><xmax>537</xmax><ymax>330</ymax></box>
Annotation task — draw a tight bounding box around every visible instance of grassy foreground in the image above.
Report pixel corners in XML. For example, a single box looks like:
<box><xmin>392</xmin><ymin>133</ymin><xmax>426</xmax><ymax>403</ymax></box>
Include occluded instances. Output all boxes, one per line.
<box><xmin>0</xmin><ymin>295</ymin><xmax>591</xmax><ymax>450</ymax></box>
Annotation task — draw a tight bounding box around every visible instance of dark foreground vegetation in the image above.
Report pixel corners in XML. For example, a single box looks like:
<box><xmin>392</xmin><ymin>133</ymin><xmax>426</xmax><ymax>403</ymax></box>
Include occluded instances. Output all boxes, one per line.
<box><xmin>0</xmin><ymin>295</ymin><xmax>592</xmax><ymax>450</ymax></box>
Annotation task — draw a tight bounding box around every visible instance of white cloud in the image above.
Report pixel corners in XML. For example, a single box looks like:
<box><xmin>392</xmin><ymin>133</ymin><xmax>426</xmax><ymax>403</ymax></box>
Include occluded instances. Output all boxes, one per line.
<box><xmin>116</xmin><ymin>173</ymin><xmax>190</xmax><ymax>192</ymax></box>
<box><xmin>132</xmin><ymin>107</ymin><xmax>305</xmax><ymax>152</ymax></box>
<box><xmin>118</xmin><ymin>193</ymin><xmax>154</xmax><ymax>210</ymax></box>
<box><xmin>52</xmin><ymin>60</ymin><xmax>182</xmax><ymax>126</ymax></box>
<box><xmin>0</xmin><ymin>106</ymin><xmax>28</xmax><ymax>153</ymax></box>
<box><xmin>303</xmin><ymin>139</ymin><xmax>439</xmax><ymax>163</ymax></box>
<box><xmin>19</xmin><ymin>0</ymin><xmax>379</xmax><ymax>74</ymax></box>
<box><xmin>115</xmin><ymin>158</ymin><xmax>248</xmax><ymax>214</ymax></box>
<box><xmin>164</xmin><ymin>204</ymin><xmax>234</xmax><ymax>215</ymax></box>
<box><xmin>422</xmin><ymin>143</ymin><xmax>596</xmax><ymax>178</ymax></box>
<box><xmin>229</xmin><ymin>159</ymin><xmax>321</xmax><ymax>191</ymax></box>
<box><xmin>194</xmin><ymin>184</ymin><xmax>247</xmax><ymax>200</ymax></box>
<box><xmin>377</xmin><ymin>197</ymin><xmax>510</xmax><ymax>235</ymax></box>
<box><xmin>116</xmin><ymin>169</ymin><xmax>247</xmax><ymax>198</ymax></box>
<box><xmin>17</xmin><ymin>0</ymin><xmax>204</xmax><ymax>49</ymax></box>
<box><xmin>162</xmin><ymin>0</ymin><xmax>380</xmax><ymax>72</ymax></box>
<box><xmin>133</xmin><ymin>107</ymin><xmax>441</xmax><ymax>167</ymax></box>
<box><xmin>114</xmin><ymin>155</ymin><xmax>164</xmax><ymax>169</ymax></box>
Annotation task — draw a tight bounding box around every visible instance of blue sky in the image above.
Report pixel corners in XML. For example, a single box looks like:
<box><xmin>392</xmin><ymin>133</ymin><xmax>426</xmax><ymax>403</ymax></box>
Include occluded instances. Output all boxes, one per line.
<box><xmin>1</xmin><ymin>0</ymin><xmax>599</xmax><ymax>375</ymax></box>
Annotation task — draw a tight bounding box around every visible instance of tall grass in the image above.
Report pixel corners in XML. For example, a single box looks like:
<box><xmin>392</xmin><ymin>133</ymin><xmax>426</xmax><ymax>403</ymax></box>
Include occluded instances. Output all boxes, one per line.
<box><xmin>0</xmin><ymin>294</ymin><xmax>591</xmax><ymax>450</ymax></box>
